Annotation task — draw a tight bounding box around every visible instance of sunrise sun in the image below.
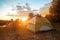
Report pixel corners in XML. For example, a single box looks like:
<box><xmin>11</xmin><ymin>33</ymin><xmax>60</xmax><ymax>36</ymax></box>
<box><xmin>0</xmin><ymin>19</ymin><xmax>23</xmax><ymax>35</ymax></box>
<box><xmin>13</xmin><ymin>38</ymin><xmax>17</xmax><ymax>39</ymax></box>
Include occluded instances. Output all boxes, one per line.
<box><xmin>20</xmin><ymin>17</ymin><xmax>28</xmax><ymax>22</ymax></box>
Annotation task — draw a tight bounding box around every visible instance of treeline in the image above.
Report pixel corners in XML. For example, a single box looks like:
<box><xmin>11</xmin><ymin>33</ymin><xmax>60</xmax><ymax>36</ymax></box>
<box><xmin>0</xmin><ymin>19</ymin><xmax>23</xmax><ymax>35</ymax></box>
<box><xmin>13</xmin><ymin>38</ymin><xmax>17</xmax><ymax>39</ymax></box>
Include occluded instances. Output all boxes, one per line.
<box><xmin>0</xmin><ymin>20</ymin><xmax>10</xmax><ymax>26</ymax></box>
<box><xmin>45</xmin><ymin>0</ymin><xmax>60</xmax><ymax>23</ymax></box>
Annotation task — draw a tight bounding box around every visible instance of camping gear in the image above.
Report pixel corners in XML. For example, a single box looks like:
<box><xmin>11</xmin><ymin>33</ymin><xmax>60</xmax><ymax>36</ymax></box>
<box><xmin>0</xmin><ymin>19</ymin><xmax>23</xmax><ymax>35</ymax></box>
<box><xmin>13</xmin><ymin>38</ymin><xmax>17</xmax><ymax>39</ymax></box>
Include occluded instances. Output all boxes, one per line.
<box><xmin>26</xmin><ymin>16</ymin><xmax>53</xmax><ymax>32</ymax></box>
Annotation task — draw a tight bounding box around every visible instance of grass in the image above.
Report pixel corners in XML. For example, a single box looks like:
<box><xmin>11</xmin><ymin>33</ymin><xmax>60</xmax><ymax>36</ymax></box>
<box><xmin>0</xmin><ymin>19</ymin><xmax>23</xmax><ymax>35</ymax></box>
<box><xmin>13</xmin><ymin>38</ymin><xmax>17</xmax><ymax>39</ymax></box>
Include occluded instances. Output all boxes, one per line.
<box><xmin>0</xmin><ymin>22</ymin><xmax>60</xmax><ymax>40</ymax></box>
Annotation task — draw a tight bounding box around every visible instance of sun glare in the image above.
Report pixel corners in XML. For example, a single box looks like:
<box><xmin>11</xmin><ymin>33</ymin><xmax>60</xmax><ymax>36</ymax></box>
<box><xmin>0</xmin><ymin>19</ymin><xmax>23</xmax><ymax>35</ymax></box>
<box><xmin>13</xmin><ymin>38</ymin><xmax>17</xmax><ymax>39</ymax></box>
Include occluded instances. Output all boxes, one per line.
<box><xmin>20</xmin><ymin>17</ymin><xmax>28</xmax><ymax>22</ymax></box>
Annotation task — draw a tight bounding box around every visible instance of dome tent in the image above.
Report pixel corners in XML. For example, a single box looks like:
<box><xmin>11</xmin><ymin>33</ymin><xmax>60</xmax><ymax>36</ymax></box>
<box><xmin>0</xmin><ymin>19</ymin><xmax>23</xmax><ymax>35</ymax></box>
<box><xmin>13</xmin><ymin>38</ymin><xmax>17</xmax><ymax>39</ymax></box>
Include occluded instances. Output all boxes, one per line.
<box><xmin>26</xmin><ymin>16</ymin><xmax>53</xmax><ymax>32</ymax></box>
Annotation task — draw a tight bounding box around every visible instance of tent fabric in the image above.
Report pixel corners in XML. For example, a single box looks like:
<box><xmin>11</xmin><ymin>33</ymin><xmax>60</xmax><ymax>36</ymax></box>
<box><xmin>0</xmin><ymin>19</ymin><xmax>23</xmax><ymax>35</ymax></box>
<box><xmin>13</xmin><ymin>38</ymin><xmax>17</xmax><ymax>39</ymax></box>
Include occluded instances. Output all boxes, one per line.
<box><xmin>29</xmin><ymin>16</ymin><xmax>36</xmax><ymax>24</ymax></box>
<box><xmin>26</xmin><ymin>23</ymin><xmax>35</xmax><ymax>32</ymax></box>
<box><xmin>40</xmin><ymin>26</ymin><xmax>52</xmax><ymax>31</ymax></box>
<box><xmin>26</xmin><ymin>16</ymin><xmax>53</xmax><ymax>32</ymax></box>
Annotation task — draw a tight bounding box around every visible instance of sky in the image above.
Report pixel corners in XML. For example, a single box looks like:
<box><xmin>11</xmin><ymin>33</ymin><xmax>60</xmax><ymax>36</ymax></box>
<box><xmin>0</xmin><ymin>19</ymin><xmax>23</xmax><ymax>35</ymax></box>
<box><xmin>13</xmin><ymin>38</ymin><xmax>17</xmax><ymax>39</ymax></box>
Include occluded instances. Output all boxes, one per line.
<box><xmin>0</xmin><ymin>0</ymin><xmax>52</xmax><ymax>16</ymax></box>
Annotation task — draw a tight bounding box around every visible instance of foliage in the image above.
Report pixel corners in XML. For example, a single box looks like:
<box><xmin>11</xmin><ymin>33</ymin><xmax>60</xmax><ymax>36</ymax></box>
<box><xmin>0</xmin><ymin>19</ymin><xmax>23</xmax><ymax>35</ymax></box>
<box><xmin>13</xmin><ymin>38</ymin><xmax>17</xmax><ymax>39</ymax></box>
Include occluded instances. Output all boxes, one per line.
<box><xmin>49</xmin><ymin>0</ymin><xmax>60</xmax><ymax>22</ymax></box>
<box><xmin>28</xmin><ymin>13</ymin><xmax>34</xmax><ymax>20</ymax></box>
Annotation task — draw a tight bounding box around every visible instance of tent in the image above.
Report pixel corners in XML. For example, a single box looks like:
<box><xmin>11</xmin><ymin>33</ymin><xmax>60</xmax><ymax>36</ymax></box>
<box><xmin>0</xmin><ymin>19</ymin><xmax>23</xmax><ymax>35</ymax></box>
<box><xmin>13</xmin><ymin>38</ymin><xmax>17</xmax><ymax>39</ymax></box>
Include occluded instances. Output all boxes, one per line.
<box><xmin>26</xmin><ymin>16</ymin><xmax>53</xmax><ymax>32</ymax></box>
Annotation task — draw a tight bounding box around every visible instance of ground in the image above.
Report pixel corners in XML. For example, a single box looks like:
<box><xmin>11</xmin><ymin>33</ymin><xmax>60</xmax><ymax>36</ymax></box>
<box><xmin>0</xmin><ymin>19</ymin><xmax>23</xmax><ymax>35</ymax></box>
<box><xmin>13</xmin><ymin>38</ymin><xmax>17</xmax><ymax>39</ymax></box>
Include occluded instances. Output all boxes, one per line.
<box><xmin>0</xmin><ymin>23</ymin><xmax>60</xmax><ymax>40</ymax></box>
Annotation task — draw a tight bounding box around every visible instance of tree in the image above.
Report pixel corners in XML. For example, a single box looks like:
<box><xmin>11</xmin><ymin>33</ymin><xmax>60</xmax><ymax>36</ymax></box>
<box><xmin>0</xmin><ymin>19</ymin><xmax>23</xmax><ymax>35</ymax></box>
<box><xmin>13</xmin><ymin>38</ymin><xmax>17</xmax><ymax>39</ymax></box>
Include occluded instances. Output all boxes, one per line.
<box><xmin>28</xmin><ymin>13</ymin><xmax>34</xmax><ymax>20</ymax></box>
<box><xmin>50</xmin><ymin>0</ymin><xmax>60</xmax><ymax>22</ymax></box>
